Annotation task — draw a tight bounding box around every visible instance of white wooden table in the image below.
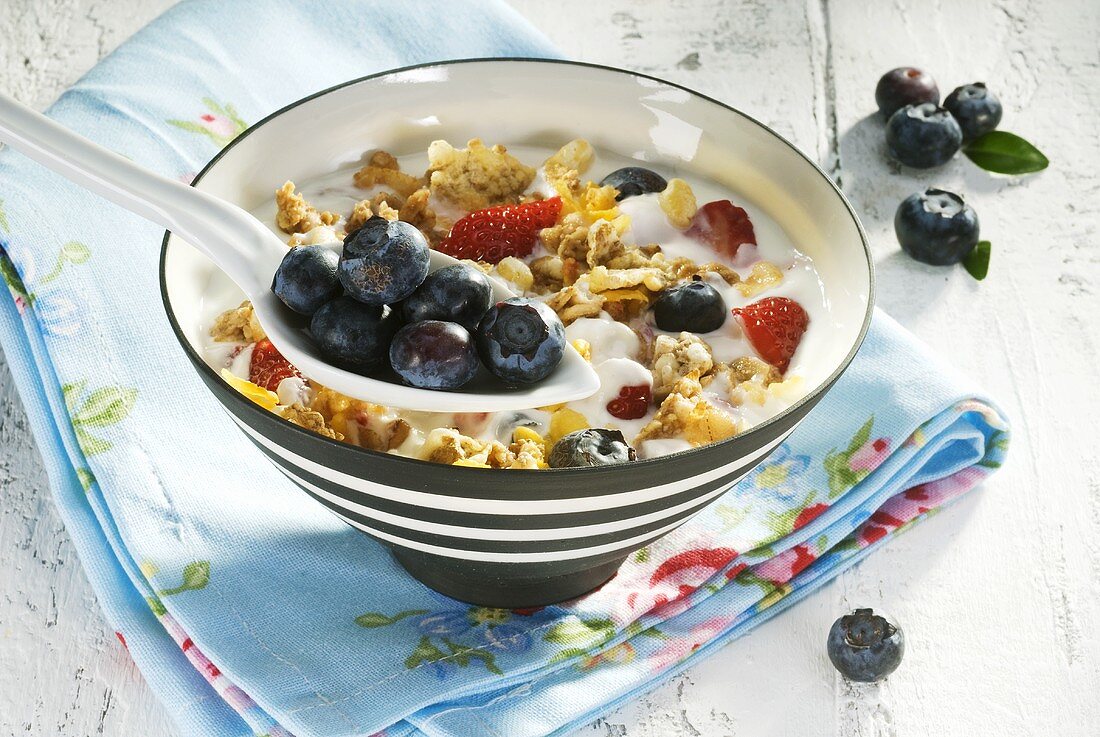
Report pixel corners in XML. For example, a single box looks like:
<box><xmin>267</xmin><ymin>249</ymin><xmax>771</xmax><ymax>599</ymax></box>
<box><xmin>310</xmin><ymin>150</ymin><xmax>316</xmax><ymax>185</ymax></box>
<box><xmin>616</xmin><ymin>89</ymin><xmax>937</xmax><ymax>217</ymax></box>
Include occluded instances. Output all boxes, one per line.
<box><xmin>2</xmin><ymin>1</ymin><xmax>1098</xmax><ymax>734</ymax></box>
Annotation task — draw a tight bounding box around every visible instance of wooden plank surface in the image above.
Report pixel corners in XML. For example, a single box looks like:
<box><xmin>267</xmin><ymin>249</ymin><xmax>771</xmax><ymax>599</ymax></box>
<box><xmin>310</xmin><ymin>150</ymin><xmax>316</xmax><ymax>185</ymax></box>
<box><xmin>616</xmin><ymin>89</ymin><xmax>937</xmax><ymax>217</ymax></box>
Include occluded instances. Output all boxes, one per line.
<box><xmin>1</xmin><ymin>0</ymin><xmax>1097</xmax><ymax>735</ymax></box>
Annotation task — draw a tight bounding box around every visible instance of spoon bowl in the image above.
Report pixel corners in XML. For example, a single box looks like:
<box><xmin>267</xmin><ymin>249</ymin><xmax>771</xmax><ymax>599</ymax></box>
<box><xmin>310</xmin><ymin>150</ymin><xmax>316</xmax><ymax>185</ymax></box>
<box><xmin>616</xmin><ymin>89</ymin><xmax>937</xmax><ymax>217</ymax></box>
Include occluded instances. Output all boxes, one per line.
<box><xmin>0</xmin><ymin>90</ymin><xmax>599</xmax><ymax>412</ymax></box>
<box><xmin>256</xmin><ymin>248</ymin><xmax>599</xmax><ymax>412</ymax></box>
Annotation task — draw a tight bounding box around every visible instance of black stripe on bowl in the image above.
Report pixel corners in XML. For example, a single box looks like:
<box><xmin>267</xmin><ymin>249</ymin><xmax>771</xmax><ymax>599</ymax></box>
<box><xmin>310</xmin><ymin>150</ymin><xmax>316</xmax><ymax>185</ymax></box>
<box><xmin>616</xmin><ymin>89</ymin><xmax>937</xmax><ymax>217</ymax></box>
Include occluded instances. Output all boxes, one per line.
<box><xmin>237</xmin><ymin>413</ymin><xmax>798</xmax><ymax>528</ymax></box>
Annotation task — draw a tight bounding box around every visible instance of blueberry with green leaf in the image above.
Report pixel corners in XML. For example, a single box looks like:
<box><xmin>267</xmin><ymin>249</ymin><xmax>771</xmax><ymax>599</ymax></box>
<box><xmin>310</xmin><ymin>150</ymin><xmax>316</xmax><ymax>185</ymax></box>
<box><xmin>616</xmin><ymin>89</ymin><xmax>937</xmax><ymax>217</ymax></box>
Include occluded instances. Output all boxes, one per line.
<box><xmin>895</xmin><ymin>189</ymin><xmax>980</xmax><ymax>266</ymax></box>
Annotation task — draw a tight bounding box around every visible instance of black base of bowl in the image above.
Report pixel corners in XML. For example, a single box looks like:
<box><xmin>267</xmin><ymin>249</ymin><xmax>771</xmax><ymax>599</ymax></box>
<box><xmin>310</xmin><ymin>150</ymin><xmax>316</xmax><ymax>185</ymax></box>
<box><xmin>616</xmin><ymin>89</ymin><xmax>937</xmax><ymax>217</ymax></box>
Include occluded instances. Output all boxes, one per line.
<box><xmin>392</xmin><ymin>548</ymin><xmax>627</xmax><ymax>608</ymax></box>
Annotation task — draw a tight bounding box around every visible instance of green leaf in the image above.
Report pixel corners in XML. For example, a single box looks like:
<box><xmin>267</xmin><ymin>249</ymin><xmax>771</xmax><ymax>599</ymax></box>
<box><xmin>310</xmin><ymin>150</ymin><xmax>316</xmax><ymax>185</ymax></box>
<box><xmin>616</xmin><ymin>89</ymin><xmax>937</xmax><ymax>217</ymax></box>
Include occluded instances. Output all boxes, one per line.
<box><xmin>443</xmin><ymin>639</ymin><xmax>502</xmax><ymax>675</ymax></box>
<box><xmin>543</xmin><ymin>617</ymin><xmax>615</xmax><ymax>647</ymax></box>
<box><xmin>61</xmin><ymin>241</ymin><xmax>91</xmax><ymax>264</ymax></box>
<box><xmin>72</xmin><ymin>386</ymin><xmax>137</xmax><ymax>427</ymax></box>
<box><xmin>159</xmin><ymin>560</ymin><xmax>210</xmax><ymax>596</ymax></box>
<box><xmin>76</xmin><ymin>468</ymin><xmax>96</xmax><ymax>491</ymax></box>
<box><xmin>61</xmin><ymin>381</ymin><xmax>88</xmax><ymax>413</ymax></box>
<box><xmin>633</xmin><ymin>547</ymin><xmax>649</xmax><ymax>563</ymax></box>
<box><xmin>75</xmin><ymin>427</ymin><xmax>112</xmax><ymax>456</ymax></box>
<box><xmin>963</xmin><ymin>131</ymin><xmax>1049</xmax><ymax>174</ymax></box>
<box><xmin>0</xmin><ymin>198</ymin><xmax>9</xmax><ymax>232</ymax></box>
<box><xmin>404</xmin><ymin>635</ymin><xmax>447</xmax><ymax>670</ymax></box>
<box><xmin>715</xmin><ymin>503</ymin><xmax>751</xmax><ymax>531</ymax></box>
<box><xmin>0</xmin><ymin>254</ymin><xmax>30</xmax><ymax>301</ymax></box>
<box><xmin>167</xmin><ymin>119</ymin><xmax>213</xmax><ymax>135</ymax></box>
<box><xmin>963</xmin><ymin>241</ymin><xmax>991</xmax><ymax>281</ymax></box>
<box><xmin>639</xmin><ymin>627</ymin><xmax>670</xmax><ymax>640</ymax></box>
<box><xmin>354</xmin><ymin>609</ymin><xmax>427</xmax><ymax>628</ymax></box>
<box><xmin>846</xmin><ymin>417</ymin><xmax>874</xmax><ymax>455</ymax></box>
<box><xmin>146</xmin><ymin>595</ymin><xmax>167</xmax><ymax>617</ymax></box>
<box><xmin>547</xmin><ymin>647</ymin><xmax>593</xmax><ymax>664</ymax></box>
<box><xmin>829</xmin><ymin>537</ymin><xmax>862</xmax><ymax>554</ymax></box>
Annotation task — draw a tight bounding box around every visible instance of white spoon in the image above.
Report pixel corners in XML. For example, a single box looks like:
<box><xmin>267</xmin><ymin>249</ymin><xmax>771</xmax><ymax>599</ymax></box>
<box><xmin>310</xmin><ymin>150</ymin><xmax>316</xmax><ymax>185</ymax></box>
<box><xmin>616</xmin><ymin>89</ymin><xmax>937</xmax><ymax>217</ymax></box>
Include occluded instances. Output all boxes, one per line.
<box><xmin>0</xmin><ymin>91</ymin><xmax>600</xmax><ymax>412</ymax></box>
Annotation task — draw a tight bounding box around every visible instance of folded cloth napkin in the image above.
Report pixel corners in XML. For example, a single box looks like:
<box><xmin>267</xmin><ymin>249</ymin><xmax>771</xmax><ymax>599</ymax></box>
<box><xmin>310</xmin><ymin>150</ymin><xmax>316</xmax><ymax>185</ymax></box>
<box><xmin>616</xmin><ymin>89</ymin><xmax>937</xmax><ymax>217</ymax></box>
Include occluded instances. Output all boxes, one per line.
<box><xmin>0</xmin><ymin>1</ymin><xmax>1010</xmax><ymax>735</ymax></box>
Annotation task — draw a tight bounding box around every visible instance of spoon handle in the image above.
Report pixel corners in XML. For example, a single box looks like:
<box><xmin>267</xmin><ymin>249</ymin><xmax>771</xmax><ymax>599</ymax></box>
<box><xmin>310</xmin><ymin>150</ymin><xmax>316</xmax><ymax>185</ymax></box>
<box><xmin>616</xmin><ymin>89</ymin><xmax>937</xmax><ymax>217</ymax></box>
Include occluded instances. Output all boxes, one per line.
<box><xmin>0</xmin><ymin>91</ymin><xmax>274</xmax><ymax>292</ymax></box>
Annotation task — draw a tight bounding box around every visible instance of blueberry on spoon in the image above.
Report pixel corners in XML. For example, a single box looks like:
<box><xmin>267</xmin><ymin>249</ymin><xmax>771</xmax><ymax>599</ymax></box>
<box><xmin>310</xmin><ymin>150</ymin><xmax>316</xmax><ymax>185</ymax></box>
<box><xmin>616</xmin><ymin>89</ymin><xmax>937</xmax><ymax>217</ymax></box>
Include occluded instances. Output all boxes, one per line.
<box><xmin>827</xmin><ymin>608</ymin><xmax>905</xmax><ymax>682</ymax></box>
<box><xmin>310</xmin><ymin>296</ymin><xmax>401</xmax><ymax>372</ymax></box>
<box><xmin>339</xmin><ymin>215</ymin><xmax>430</xmax><ymax>305</ymax></box>
<box><xmin>271</xmin><ymin>244</ymin><xmax>340</xmax><ymax>315</ymax></box>
<box><xmin>402</xmin><ymin>263</ymin><xmax>493</xmax><ymax>331</ymax></box>
<box><xmin>390</xmin><ymin>320</ymin><xmax>480</xmax><ymax>390</ymax></box>
<box><xmin>477</xmin><ymin>298</ymin><xmax>565</xmax><ymax>385</ymax></box>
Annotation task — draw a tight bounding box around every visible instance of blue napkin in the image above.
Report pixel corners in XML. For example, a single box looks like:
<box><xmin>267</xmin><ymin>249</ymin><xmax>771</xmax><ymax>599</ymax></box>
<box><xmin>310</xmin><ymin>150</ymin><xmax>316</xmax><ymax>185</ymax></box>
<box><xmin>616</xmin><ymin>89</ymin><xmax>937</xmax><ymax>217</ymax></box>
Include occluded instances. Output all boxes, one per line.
<box><xmin>0</xmin><ymin>1</ymin><xmax>1009</xmax><ymax>735</ymax></box>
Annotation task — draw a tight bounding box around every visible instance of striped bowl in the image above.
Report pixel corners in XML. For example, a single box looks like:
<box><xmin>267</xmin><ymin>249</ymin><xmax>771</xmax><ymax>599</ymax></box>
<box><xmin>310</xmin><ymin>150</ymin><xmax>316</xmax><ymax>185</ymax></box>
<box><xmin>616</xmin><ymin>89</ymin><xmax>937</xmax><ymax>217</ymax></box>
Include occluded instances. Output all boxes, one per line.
<box><xmin>160</xmin><ymin>60</ymin><xmax>873</xmax><ymax>607</ymax></box>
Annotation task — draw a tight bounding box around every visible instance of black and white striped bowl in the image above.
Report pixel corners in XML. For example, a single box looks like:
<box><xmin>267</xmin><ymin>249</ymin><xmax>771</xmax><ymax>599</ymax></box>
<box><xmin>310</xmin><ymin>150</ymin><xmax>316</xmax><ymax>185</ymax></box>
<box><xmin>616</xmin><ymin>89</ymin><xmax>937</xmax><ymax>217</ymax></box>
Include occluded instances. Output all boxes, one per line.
<box><xmin>160</xmin><ymin>60</ymin><xmax>873</xmax><ymax>607</ymax></box>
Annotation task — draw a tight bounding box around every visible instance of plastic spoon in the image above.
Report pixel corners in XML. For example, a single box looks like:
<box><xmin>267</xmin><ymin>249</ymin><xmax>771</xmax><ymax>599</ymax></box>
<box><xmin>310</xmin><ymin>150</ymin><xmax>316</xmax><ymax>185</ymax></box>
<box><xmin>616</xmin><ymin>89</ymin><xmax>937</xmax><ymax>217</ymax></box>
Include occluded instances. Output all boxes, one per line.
<box><xmin>0</xmin><ymin>91</ymin><xmax>600</xmax><ymax>412</ymax></box>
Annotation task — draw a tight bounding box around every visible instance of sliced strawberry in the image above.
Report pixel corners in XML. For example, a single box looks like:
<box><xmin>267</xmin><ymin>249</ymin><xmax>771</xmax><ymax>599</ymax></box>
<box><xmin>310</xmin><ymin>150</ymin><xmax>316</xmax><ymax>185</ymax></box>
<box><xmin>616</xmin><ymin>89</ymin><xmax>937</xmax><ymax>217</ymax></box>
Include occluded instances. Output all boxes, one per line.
<box><xmin>733</xmin><ymin>296</ymin><xmax>809</xmax><ymax>373</ymax></box>
<box><xmin>249</xmin><ymin>339</ymin><xmax>301</xmax><ymax>392</ymax></box>
<box><xmin>686</xmin><ymin>200</ymin><xmax>757</xmax><ymax>260</ymax></box>
<box><xmin>437</xmin><ymin>197</ymin><xmax>562</xmax><ymax>263</ymax></box>
<box><xmin>606</xmin><ymin>384</ymin><xmax>652</xmax><ymax>420</ymax></box>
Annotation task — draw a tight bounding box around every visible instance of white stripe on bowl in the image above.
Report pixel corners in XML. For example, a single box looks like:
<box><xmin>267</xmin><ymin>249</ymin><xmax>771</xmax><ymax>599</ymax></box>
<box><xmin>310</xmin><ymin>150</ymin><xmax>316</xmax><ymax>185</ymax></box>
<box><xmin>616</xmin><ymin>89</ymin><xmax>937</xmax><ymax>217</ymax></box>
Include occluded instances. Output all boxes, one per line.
<box><xmin>328</xmin><ymin>506</ymin><xmax>717</xmax><ymax>562</ymax></box>
<box><xmin>280</xmin><ymin>462</ymin><xmax>756</xmax><ymax>541</ymax></box>
<box><xmin>233</xmin><ymin>418</ymin><xmax>797</xmax><ymax>515</ymax></box>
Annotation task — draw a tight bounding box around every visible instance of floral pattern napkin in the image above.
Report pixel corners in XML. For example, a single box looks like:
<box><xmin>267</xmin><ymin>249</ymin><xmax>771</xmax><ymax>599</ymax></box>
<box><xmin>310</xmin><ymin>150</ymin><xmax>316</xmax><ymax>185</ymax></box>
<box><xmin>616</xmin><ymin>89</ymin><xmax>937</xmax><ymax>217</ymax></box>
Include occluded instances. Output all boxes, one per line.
<box><xmin>0</xmin><ymin>1</ymin><xmax>1008</xmax><ymax>736</ymax></box>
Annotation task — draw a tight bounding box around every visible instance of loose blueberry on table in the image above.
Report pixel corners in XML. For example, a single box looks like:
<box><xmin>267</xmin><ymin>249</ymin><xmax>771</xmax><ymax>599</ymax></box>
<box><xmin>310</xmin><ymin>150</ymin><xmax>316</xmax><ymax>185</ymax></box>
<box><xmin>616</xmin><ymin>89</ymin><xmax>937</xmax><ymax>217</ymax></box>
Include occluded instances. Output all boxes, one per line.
<box><xmin>894</xmin><ymin>188</ymin><xmax>980</xmax><ymax>266</ymax></box>
<box><xmin>827</xmin><ymin>608</ymin><xmax>905</xmax><ymax>682</ymax></box>
<box><xmin>943</xmin><ymin>82</ymin><xmax>1003</xmax><ymax>141</ymax></box>
<box><xmin>875</xmin><ymin>67</ymin><xmax>940</xmax><ymax>119</ymax></box>
<box><xmin>886</xmin><ymin>103</ymin><xmax>963</xmax><ymax>169</ymax></box>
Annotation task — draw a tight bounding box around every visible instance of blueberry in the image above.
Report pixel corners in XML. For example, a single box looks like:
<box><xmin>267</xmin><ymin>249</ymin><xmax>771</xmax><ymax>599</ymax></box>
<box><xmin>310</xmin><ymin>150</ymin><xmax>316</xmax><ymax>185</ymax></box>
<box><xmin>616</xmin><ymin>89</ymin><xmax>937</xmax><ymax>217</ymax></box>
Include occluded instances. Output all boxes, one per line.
<box><xmin>476</xmin><ymin>298</ymin><xmax>565</xmax><ymax>385</ymax></box>
<box><xmin>549</xmin><ymin>429</ymin><xmax>637</xmax><ymax>468</ymax></box>
<box><xmin>885</xmin><ymin>103</ymin><xmax>962</xmax><ymax>169</ymax></box>
<box><xmin>389</xmin><ymin>320</ymin><xmax>480</xmax><ymax>390</ymax></box>
<box><xmin>652</xmin><ymin>277</ymin><xmax>726</xmax><ymax>333</ymax></box>
<box><xmin>270</xmin><ymin>245</ymin><xmax>341</xmax><ymax>315</ymax></box>
<box><xmin>827</xmin><ymin>608</ymin><xmax>905</xmax><ymax>682</ymax></box>
<box><xmin>310</xmin><ymin>296</ymin><xmax>401</xmax><ymax>372</ymax></box>
<box><xmin>944</xmin><ymin>83</ymin><xmax>1003</xmax><ymax>141</ymax></box>
<box><xmin>875</xmin><ymin>67</ymin><xmax>939</xmax><ymax>119</ymax></box>
<box><xmin>402</xmin><ymin>264</ymin><xmax>493</xmax><ymax>331</ymax></box>
<box><xmin>339</xmin><ymin>216</ymin><xmax>429</xmax><ymax>305</ymax></box>
<box><xmin>599</xmin><ymin>167</ymin><xmax>668</xmax><ymax>201</ymax></box>
<box><xmin>894</xmin><ymin>188</ymin><xmax>980</xmax><ymax>265</ymax></box>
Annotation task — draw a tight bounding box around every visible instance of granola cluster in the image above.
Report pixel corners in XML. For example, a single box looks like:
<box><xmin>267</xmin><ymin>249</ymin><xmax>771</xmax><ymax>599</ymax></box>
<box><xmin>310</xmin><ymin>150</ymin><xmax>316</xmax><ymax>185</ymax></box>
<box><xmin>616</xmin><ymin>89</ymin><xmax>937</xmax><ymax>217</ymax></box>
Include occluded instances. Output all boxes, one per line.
<box><xmin>426</xmin><ymin>138</ymin><xmax>535</xmax><ymax>211</ymax></box>
<box><xmin>210</xmin><ymin>301</ymin><xmax>266</xmax><ymax>343</ymax></box>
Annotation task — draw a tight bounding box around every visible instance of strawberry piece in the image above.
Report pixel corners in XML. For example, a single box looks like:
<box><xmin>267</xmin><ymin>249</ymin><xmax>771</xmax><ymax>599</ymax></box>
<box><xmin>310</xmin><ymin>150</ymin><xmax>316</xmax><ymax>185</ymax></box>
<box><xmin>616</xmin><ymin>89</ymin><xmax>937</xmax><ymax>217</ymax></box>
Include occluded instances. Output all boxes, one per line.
<box><xmin>686</xmin><ymin>200</ymin><xmax>757</xmax><ymax>260</ymax></box>
<box><xmin>249</xmin><ymin>339</ymin><xmax>301</xmax><ymax>392</ymax></box>
<box><xmin>733</xmin><ymin>296</ymin><xmax>809</xmax><ymax>373</ymax></box>
<box><xmin>437</xmin><ymin>197</ymin><xmax>562</xmax><ymax>264</ymax></box>
<box><xmin>606</xmin><ymin>384</ymin><xmax>652</xmax><ymax>420</ymax></box>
